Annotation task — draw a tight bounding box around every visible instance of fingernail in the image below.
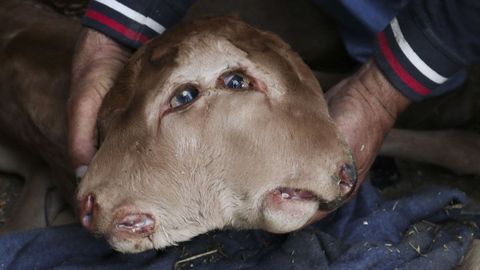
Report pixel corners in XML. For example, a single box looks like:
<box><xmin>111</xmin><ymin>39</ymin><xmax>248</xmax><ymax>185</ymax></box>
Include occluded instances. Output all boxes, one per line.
<box><xmin>75</xmin><ymin>165</ymin><xmax>88</xmax><ymax>181</ymax></box>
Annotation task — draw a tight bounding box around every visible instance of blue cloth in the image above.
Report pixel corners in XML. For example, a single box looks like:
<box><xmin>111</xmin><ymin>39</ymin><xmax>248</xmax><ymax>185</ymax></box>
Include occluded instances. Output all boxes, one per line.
<box><xmin>315</xmin><ymin>0</ymin><xmax>467</xmax><ymax>93</ymax></box>
<box><xmin>315</xmin><ymin>0</ymin><xmax>409</xmax><ymax>63</ymax></box>
<box><xmin>0</xmin><ymin>180</ymin><xmax>477</xmax><ymax>270</ymax></box>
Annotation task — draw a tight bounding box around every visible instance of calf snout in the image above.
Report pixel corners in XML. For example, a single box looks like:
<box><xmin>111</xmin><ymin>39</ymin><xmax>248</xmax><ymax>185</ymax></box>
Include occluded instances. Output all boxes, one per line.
<box><xmin>79</xmin><ymin>194</ymin><xmax>155</xmax><ymax>237</ymax></box>
<box><xmin>79</xmin><ymin>194</ymin><xmax>96</xmax><ymax>231</ymax></box>
<box><xmin>338</xmin><ymin>163</ymin><xmax>357</xmax><ymax>196</ymax></box>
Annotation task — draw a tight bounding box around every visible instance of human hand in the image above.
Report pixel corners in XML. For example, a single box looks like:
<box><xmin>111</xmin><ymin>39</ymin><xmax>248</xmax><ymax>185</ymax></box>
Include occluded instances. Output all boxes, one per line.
<box><xmin>68</xmin><ymin>28</ymin><xmax>131</xmax><ymax>179</ymax></box>
<box><xmin>326</xmin><ymin>60</ymin><xmax>411</xmax><ymax>187</ymax></box>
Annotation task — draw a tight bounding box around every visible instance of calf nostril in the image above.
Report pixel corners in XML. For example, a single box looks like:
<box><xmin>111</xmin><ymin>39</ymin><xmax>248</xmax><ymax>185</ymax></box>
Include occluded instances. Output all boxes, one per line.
<box><xmin>338</xmin><ymin>163</ymin><xmax>357</xmax><ymax>195</ymax></box>
<box><xmin>115</xmin><ymin>213</ymin><xmax>155</xmax><ymax>236</ymax></box>
<box><xmin>80</xmin><ymin>194</ymin><xmax>96</xmax><ymax>230</ymax></box>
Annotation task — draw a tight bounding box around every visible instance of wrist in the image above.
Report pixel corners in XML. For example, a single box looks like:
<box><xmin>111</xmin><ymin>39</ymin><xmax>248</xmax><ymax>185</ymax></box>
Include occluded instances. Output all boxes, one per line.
<box><xmin>357</xmin><ymin>60</ymin><xmax>411</xmax><ymax>120</ymax></box>
<box><xmin>72</xmin><ymin>28</ymin><xmax>131</xmax><ymax>80</ymax></box>
<box><xmin>77</xmin><ymin>28</ymin><xmax>131</xmax><ymax>53</ymax></box>
<box><xmin>326</xmin><ymin>60</ymin><xmax>411</xmax><ymax>182</ymax></box>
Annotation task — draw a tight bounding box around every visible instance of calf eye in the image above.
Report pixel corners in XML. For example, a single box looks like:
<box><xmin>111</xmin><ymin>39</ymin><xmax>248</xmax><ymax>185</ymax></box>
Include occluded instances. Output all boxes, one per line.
<box><xmin>223</xmin><ymin>73</ymin><xmax>250</xmax><ymax>89</ymax></box>
<box><xmin>169</xmin><ymin>86</ymin><xmax>199</xmax><ymax>109</ymax></box>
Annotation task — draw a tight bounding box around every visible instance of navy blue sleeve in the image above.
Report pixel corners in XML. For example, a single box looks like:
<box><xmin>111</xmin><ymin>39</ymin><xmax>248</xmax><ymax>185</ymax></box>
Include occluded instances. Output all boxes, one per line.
<box><xmin>81</xmin><ymin>0</ymin><xmax>194</xmax><ymax>48</ymax></box>
<box><xmin>374</xmin><ymin>0</ymin><xmax>480</xmax><ymax>101</ymax></box>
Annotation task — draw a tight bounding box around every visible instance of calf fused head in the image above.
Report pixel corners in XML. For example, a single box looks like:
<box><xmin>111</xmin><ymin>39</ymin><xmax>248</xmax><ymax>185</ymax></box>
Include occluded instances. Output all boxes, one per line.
<box><xmin>77</xmin><ymin>17</ymin><xmax>356</xmax><ymax>253</ymax></box>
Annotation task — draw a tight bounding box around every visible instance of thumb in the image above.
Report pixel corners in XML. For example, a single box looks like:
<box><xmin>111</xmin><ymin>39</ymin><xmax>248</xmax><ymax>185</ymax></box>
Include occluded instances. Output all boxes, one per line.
<box><xmin>68</xmin><ymin>92</ymin><xmax>102</xmax><ymax>178</ymax></box>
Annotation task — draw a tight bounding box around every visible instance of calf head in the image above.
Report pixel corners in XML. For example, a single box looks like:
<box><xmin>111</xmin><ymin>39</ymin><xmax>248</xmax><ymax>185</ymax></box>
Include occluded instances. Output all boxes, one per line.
<box><xmin>77</xmin><ymin>17</ymin><xmax>357</xmax><ymax>253</ymax></box>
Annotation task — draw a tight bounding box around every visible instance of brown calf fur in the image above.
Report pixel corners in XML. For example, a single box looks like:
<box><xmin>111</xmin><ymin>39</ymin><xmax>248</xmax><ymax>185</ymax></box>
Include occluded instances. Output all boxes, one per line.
<box><xmin>0</xmin><ymin>1</ymin><xmax>78</xmax><ymax>200</ymax></box>
<box><xmin>0</xmin><ymin>1</ymin><xmax>357</xmax><ymax>252</ymax></box>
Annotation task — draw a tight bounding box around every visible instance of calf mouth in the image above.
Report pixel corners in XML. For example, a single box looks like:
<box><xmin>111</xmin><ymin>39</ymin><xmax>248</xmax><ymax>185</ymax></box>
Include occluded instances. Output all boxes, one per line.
<box><xmin>267</xmin><ymin>162</ymin><xmax>358</xmax><ymax>211</ymax></box>
<box><xmin>270</xmin><ymin>185</ymin><xmax>350</xmax><ymax>212</ymax></box>
<box><xmin>273</xmin><ymin>187</ymin><xmax>318</xmax><ymax>201</ymax></box>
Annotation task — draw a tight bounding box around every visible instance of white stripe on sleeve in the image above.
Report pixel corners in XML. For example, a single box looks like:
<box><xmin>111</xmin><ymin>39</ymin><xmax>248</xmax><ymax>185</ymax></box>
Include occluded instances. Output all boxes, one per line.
<box><xmin>390</xmin><ymin>18</ymin><xmax>448</xmax><ymax>84</ymax></box>
<box><xmin>94</xmin><ymin>0</ymin><xmax>166</xmax><ymax>34</ymax></box>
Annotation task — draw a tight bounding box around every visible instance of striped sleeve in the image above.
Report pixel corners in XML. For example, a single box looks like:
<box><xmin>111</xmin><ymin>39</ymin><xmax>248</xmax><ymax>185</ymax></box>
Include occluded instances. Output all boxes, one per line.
<box><xmin>82</xmin><ymin>0</ymin><xmax>194</xmax><ymax>48</ymax></box>
<box><xmin>374</xmin><ymin>0</ymin><xmax>480</xmax><ymax>101</ymax></box>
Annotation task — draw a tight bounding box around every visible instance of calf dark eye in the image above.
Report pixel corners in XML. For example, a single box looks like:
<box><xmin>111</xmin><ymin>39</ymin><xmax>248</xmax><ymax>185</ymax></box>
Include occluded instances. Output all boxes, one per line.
<box><xmin>223</xmin><ymin>73</ymin><xmax>250</xmax><ymax>89</ymax></box>
<box><xmin>169</xmin><ymin>87</ymin><xmax>199</xmax><ymax>109</ymax></box>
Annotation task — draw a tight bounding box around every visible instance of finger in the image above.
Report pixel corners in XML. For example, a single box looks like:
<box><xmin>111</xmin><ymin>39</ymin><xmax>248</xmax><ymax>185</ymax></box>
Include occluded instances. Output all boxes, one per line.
<box><xmin>68</xmin><ymin>92</ymin><xmax>102</xmax><ymax>175</ymax></box>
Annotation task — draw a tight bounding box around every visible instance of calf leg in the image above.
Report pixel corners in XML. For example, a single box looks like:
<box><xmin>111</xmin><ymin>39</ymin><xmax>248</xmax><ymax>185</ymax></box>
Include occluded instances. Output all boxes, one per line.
<box><xmin>381</xmin><ymin>129</ymin><xmax>480</xmax><ymax>176</ymax></box>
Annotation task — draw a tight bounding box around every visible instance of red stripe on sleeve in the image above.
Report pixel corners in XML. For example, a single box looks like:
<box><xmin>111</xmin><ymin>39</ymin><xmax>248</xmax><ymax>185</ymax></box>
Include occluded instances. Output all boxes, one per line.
<box><xmin>377</xmin><ymin>32</ymin><xmax>431</xmax><ymax>96</ymax></box>
<box><xmin>85</xmin><ymin>9</ymin><xmax>149</xmax><ymax>44</ymax></box>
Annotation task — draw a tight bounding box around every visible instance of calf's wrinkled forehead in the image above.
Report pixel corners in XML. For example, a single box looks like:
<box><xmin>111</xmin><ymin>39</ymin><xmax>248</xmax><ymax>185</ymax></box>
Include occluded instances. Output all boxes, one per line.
<box><xmin>99</xmin><ymin>17</ymin><xmax>326</xmax><ymax>129</ymax></box>
<box><xmin>99</xmin><ymin>17</ymin><xmax>325</xmax><ymax>125</ymax></box>
<box><xmin>146</xmin><ymin>17</ymin><xmax>321</xmax><ymax>96</ymax></box>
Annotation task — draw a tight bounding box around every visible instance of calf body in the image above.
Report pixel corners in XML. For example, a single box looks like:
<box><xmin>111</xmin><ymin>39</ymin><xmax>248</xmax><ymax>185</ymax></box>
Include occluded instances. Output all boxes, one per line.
<box><xmin>0</xmin><ymin>1</ymin><xmax>78</xmax><ymax>201</ymax></box>
<box><xmin>0</xmin><ymin>1</ymin><xmax>356</xmax><ymax>252</ymax></box>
